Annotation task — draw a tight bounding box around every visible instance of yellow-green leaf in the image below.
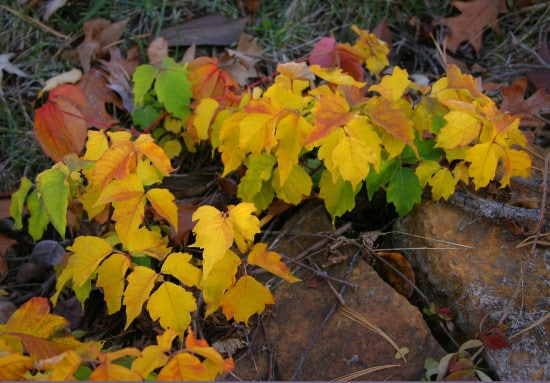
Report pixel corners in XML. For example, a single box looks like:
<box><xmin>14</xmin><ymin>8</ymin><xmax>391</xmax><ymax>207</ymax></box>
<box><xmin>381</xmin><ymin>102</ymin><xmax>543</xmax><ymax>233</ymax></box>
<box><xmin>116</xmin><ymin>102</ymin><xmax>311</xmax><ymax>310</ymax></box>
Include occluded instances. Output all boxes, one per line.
<box><xmin>36</xmin><ymin>168</ymin><xmax>69</xmax><ymax>238</ymax></box>
<box><xmin>9</xmin><ymin>177</ymin><xmax>32</xmax><ymax>230</ymax></box>
<box><xmin>271</xmin><ymin>165</ymin><xmax>312</xmax><ymax>205</ymax></box>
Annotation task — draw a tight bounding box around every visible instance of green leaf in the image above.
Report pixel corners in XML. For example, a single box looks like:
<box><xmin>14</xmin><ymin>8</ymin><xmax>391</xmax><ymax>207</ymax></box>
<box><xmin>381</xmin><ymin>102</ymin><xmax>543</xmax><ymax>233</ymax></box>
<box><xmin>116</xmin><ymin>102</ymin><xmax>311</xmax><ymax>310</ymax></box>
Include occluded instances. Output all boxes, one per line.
<box><xmin>319</xmin><ymin>171</ymin><xmax>359</xmax><ymax>223</ymax></box>
<box><xmin>401</xmin><ymin>139</ymin><xmax>444</xmax><ymax>164</ymax></box>
<box><xmin>272</xmin><ymin>164</ymin><xmax>312</xmax><ymax>205</ymax></box>
<box><xmin>431</xmin><ymin>113</ymin><xmax>446</xmax><ymax>134</ymax></box>
<box><xmin>133</xmin><ymin>64</ymin><xmax>158</xmax><ymax>106</ymax></box>
<box><xmin>27</xmin><ymin>190</ymin><xmax>50</xmax><ymax>241</ymax></box>
<box><xmin>73</xmin><ymin>365</ymin><xmax>93</xmax><ymax>381</ymax></box>
<box><xmin>237</xmin><ymin>153</ymin><xmax>276</xmax><ymax>202</ymax></box>
<box><xmin>132</xmin><ymin>255</ymin><xmax>152</xmax><ymax>268</ymax></box>
<box><xmin>251</xmin><ymin>180</ymin><xmax>275</xmax><ymax>212</ymax></box>
<box><xmin>306</xmin><ymin>158</ymin><xmax>323</xmax><ymax>187</ymax></box>
<box><xmin>365</xmin><ymin>158</ymin><xmax>399</xmax><ymax>201</ymax></box>
<box><xmin>133</xmin><ymin>104</ymin><xmax>161</xmax><ymax>129</ymax></box>
<box><xmin>155</xmin><ymin>58</ymin><xmax>191</xmax><ymax>120</ymax></box>
<box><xmin>36</xmin><ymin>169</ymin><xmax>69</xmax><ymax>238</ymax></box>
<box><xmin>387</xmin><ymin>167</ymin><xmax>421</xmax><ymax>216</ymax></box>
<box><xmin>73</xmin><ymin>274</ymin><xmax>94</xmax><ymax>308</ymax></box>
<box><xmin>9</xmin><ymin>177</ymin><xmax>33</xmax><ymax>230</ymax></box>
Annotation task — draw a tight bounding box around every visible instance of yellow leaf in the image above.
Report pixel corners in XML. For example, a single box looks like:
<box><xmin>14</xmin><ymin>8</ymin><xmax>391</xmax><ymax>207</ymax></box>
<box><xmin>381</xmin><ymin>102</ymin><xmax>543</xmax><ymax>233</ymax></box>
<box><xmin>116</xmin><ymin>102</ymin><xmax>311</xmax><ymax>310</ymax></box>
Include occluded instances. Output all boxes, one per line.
<box><xmin>331</xmin><ymin>117</ymin><xmax>382</xmax><ymax>188</ymax></box>
<box><xmin>210</xmin><ymin>109</ymin><xmax>233</xmax><ymax>150</ymax></box>
<box><xmin>415</xmin><ymin>161</ymin><xmax>441</xmax><ymax>188</ymax></box>
<box><xmin>191</xmin><ymin>206</ymin><xmax>234</xmax><ymax>277</ymax></box>
<box><xmin>147</xmin><ymin>281</ymin><xmax>197</xmax><ymax>335</ymax></box>
<box><xmin>145</xmin><ymin>188</ymin><xmax>178</xmax><ymax>229</ymax></box>
<box><xmin>263</xmin><ymin>80</ymin><xmax>312</xmax><ymax>110</ymax></box>
<box><xmin>436</xmin><ymin>111</ymin><xmax>482</xmax><ymax>149</ymax></box>
<box><xmin>452</xmin><ymin>161</ymin><xmax>470</xmax><ymax>184</ymax></box>
<box><xmin>309</xmin><ymin>64</ymin><xmax>366</xmax><ymax>88</ymax></box>
<box><xmin>219</xmin><ymin>112</ymin><xmax>247</xmax><ymax>176</ymax></box>
<box><xmin>95</xmin><ymin>174</ymin><xmax>144</xmax><ymax>205</ymax></box>
<box><xmin>136</xmin><ymin>158</ymin><xmax>163</xmax><ymax>186</ymax></box>
<box><xmin>66</xmin><ymin>236</ymin><xmax>113</xmax><ymax>288</ymax></box>
<box><xmin>107</xmin><ymin>131</ymin><xmax>132</xmax><ymax>143</ymax></box>
<box><xmin>0</xmin><ymin>353</ymin><xmax>33</xmax><ymax>380</ymax></box>
<box><xmin>161</xmin><ymin>139</ymin><xmax>182</xmax><ymax>160</ymax></box>
<box><xmin>96</xmin><ymin>253</ymin><xmax>130</xmax><ymax>315</ymax></box>
<box><xmin>194</xmin><ymin>98</ymin><xmax>219</xmax><ymax>140</ymax></box>
<box><xmin>161</xmin><ymin>252</ymin><xmax>202</xmax><ymax>288</ymax></box>
<box><xmin>37</xmin><ymin>350</ymin><xmax>81</xmax><ymax>381</ymax></box>
<box><xmin>271</xmin><ymin>165</ymin><xmax>312</xmax><ymax>205</ymax></box>
<box><xmin>83</xmin><ymin>130</ymin><xmax>108</xmax><ymax>161</ymax></box>
<box><xmin>158</xmin><ymin>352</ymin><xmax>214</xmax><ymax>381</ymax></box>
<box><xmin>202</xmin><ymin>249</ymin><xmax>241</xmax><ymax>317</ymax></box>
<box><xmin>428</xmin><ymin>167</ymin><xmax>456</xmax><ymax>200</ymax></box>
<box><xmin>4</xmin><ymin>297</ymin><xmax>83</xmax><ymax>359</ymax></box>
<box><xmin>79</xmin><ymin>189</ymin><xmax>108</xmax><ymax>222</ymax></box>
<box><xmin>89</xmin><ymin>141</ymin><xmax>136</xmax><ymax>189</ymax></box>
<box><xmin>351</xmin><ymin>25</ymin><xmax>389</xmax><ymax>76</ymax></box>
<box><xmin>221</xmin><ymin>276</ymin><xmax>274</xmax><ymax>325</ymax></box>
<box><xmin>248</xmin><ymin>242</ymin><xmax>300</xmax><ymax>282</ymax></box>
<box><xmin>239</xmin><ymin>98</ymin><xmax>282</xmax><ymax>154</ymax></box>
<box><xmin>275</xmin><ymin>113</ymin><xmax>313</xmax><ymax>184</ymax></box>
<box><xmin>90</xmin><ymin>363</ymin><xmax>142</xmax><ymax>381</ymax></box>
<box><xmin>369</xmin><ymin>67</ymin><xmax>410</xmax><ymax>101</ymax></box>
<box><xmin>134</xmin><ymin>134</ymin><xmax>175</xmax><ymax>176</ymax></box>
<box><xmin>131</xmin><ymin>329</ymin><xmax>178</xmax><ymax>379</ymax></box>
<box><xmin>499</xmin><ymin>148</ymin><xmax>531</xmax><ymax>187</ymax></box>
<box><xmin>465</xmin><ymin>142</ymin><xmax>503</xmax><ymax>189</ymax></box>
<box><xmin>125</xmin><ymin>227</ymin><xmax>171</xmax><ymax>261</ymax></box>
<box><xmin>227</xmin><ymin>202</ymin><xmax>261</xmax><ymax>253</ymax></box>
<box><xmin>185</xmin><ymin>327</ymin><xmax>234</xmax><ymax>374</ymax></box>
<box><xmin>112</xmin><ymin>196</ymin><xmax>146</xmax><ymax>248</ymax></box>
<box><xmin>123</xmin><ymin>266</ymin><xmax>157</xmax><ymax>330</ymax></box>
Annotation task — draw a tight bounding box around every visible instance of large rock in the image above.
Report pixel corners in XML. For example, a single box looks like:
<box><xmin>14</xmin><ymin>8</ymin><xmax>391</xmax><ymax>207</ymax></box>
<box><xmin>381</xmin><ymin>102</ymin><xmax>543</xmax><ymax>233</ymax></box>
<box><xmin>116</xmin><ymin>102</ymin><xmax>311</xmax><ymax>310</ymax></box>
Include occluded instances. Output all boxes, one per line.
<box><xmin>393</xmin><ymin>199</ymin><xmax>549</xmax><ymax>380</ymax></box>
<box><xmin>233</xmin><ymin>202</ymin><xmax>445</xmax><ymax>380</ymax></box>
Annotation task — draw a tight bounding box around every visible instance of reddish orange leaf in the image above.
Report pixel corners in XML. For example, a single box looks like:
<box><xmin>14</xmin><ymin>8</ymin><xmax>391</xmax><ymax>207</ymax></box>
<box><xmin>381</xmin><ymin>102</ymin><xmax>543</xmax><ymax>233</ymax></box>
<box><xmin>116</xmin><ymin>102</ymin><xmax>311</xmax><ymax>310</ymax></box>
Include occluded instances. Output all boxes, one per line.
<box><xmin>366</xmin><ymin>97</ymin><xmax>416</xmax><ymax>152</ymax></box>
<box><xmin>187</xmin><ymin>57</ymin><xmax>238</xmax><ymax>101</ymax></box>
<box><xmin>307</xmin><ymin>92</ymin><xmax>355</xmax><ymax>145</ymax></box>
<box><xmin>247</xmin><ymin>242</ymin><xmax>300</xmax><ymax>282</ymax></box>
<box><xmin>34</xmin><ymin>86</ymin><xmax>88</xmax><ymax>162</ymax></box>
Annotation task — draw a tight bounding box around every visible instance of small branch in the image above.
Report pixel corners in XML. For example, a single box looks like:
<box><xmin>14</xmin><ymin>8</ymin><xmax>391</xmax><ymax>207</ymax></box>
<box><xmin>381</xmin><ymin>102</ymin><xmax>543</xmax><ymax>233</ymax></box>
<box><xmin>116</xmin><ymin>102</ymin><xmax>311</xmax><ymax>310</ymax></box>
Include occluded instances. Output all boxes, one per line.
<box><xmin>142</xmin><ymin>110</ymin><xmax>169</xmax><ymax>134</ymax></box>
<box><xmin>0</xmin><ymin>5</ymin><xmax>69</xmax><ymax>39</ymax></box>
<box><xmin>511</xmin><ymin>33</ymin><xmax>550</xmax><ymax>70</ymax></box>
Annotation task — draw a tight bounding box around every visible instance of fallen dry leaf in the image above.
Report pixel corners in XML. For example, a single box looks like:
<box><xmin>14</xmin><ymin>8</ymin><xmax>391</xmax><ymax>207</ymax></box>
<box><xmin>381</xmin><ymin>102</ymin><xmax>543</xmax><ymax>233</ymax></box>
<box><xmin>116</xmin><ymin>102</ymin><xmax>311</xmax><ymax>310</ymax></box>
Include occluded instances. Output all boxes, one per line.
<box><xmin>77</xmin><ymin>69</ymin><xmax>122</xmax><ymax>126</ymax></box>
<box><xmin>147</xmin><ymin>37</ymin><xmax>168</xmax><ymax>65</ymax></box>
<box><xmin>180</xmin><ymin>44</ymin><xmax>196</xmax><ymax>64</ymax></box>
<box><xmin>501</xmin><ymin>77</ymin><xmax>550</xmax><ymax>128</ymax></box>
<box><xmin>0</xmin><ymin>233</ymin><xmax>16</xmax><ymax>257</ymax></box>
<box><xmin>76</xmin><ymin>18</ymin><xmax>128</xmax><ymax>72</ymax></box>
<box><xmin>219</xmin><ymin>33</ymin><xmax>264</xmax><ymax>85</ymax></box>
<box><xmin>372</xmin><ymin>19</ymin><xmax>392</xmax><ymax>49</ymax></box>
<box><xmin>376</xmin><ymin>251</ymin><xmax>415</xmax><ymax>298</ymax></box>
<box><xmin>526</xmin><ymin>33</ymin><xmax>550</xmax><ymax>92</ymax></box>
<box><xmin>160</xmin><ymin>14</ymin><xmax>247</xmax><ymax>46</ymax></box>
<box><xmin>442</xmin><ymin>0</ymin><xmax>508</xmax><ymax>53</ymax></box>
<box><xmin>39</xmin><ymin>68</ymin><xmax>82</xmax><ymax>96</ymax></box>
<box><xmin>0</xmin><ymin>53</ymin><xmax>28</xmax><ymax>95</ymax></box>
<box><xmin>99</xmin><ymin>46</ymin><xmax>139</xmax><ymax>113</ymax></box>
<box><xmin>42</xmin><ymin>0</ymin><xmax>68</xmax><ymax>21</ymax></box>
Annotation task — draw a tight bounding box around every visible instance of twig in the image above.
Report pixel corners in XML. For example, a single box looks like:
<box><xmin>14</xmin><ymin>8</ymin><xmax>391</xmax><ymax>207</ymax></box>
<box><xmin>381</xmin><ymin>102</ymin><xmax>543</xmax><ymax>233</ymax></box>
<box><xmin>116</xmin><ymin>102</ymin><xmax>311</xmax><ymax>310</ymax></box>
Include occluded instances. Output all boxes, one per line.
<box><xmin>259</xmin><ymin>316</ymin><xmax>275</xmax><ymax>381</ymax></box>
<box><xmin>290</xmin><ymin>249</ymin><xmax>361</xmax><ymax>380</ymax></box>
<box><xmin>509</xmin><ymin>311</ymin><xmax>550</xmax><ymax>340</ymax></box>
<box><xmin>511</xmin><ymin>33</ymin><xmax>550</xmax><ymax>70</ymax></box>
<box><xmin>0</xmin><ymin>5</ymin><xmax>69</xmax><ymax>39</ymax></box>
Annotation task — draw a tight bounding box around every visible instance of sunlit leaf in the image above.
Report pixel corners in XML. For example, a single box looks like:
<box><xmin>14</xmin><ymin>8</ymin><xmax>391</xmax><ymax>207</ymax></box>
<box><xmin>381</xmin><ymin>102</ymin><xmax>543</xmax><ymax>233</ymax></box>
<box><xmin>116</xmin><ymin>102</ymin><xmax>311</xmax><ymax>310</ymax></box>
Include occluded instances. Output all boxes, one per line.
<box><xmin>221</xmin><ymin>275</ymin><xmax>274</xmax><ymax>325</ymax></box>
<box><xmin>123</xmin><ymin>266</ymin><xmax>157</xmax><ymax>330</ymax></box>
<box><xmin>248</xmin><ymin>242</ymin><xmax>300</xmax><ymax>282</ymax></box>
<box><xmin>147</xmin><ymin>281</ymin><xmax>197</xmax><ymax>335</ymax></box>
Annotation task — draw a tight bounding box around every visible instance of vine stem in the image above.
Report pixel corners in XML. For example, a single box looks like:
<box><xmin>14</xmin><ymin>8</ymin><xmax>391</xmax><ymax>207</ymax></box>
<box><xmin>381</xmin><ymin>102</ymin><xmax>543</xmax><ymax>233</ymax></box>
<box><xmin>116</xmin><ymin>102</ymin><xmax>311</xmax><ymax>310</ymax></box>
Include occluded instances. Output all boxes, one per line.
<box><xmin>142</xmin><ymin>110</ymin><xmax>169</xmax><ymax>134</ymax></box>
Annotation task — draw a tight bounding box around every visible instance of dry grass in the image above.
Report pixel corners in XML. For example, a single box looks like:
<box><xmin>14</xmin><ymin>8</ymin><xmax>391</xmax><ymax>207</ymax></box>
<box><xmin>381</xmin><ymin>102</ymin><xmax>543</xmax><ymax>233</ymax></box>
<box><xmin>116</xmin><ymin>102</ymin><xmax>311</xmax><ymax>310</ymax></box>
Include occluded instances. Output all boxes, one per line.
<box><xmin>0</xmin><ymin>0</ymin><xmax>546</xmax><ymax>192</ymax></box>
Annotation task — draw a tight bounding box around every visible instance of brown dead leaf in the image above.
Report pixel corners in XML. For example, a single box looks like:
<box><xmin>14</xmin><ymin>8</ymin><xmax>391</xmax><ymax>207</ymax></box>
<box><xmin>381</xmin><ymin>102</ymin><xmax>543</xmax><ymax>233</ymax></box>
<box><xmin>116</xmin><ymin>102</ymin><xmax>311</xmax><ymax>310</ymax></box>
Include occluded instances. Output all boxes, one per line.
<box><xmin>0</xmin><ymin>300</ymin><xmax>16</xmax><ymax>324</ymax></box>
<box><xmin>147</xmin><ymin>37</ymin><xmax>168</xmax><ymax>65</ymax></box>
<box><xmin>0</xmin><ymin>198</ymin><xmax>11</xmax><ymax>220</ymax></box>
<box><xmin>219</xmin><ymin>33</ymin><xmax>264</xmax><ymax>85</ymax></box>
<box><xmin>77</xmin><ymin>69</ymin><xmax>122</xmax><ymax>127</ymax></box>
<box><xmin>376</xmin><ymin>251</ymin><xmax>415</xmax><ymax>298</ymax></box>
<box><xmin>501</xmin><ymin>77</ymin><xmax>550</xmax><ymax>128</ymax></box>
<box><xmin>372</xmin><ymin>19</ymin><xmax>392</xmax><ymax>49</ymax></box>
<box><xmin>161</xmin><ymin>14</ymin><xmax>247</xmax><ymax>46</ymax></box>
<box><xmin>99</xmin><ymin>46</ymin><xmax>139</xmax><ymax>113</ymax></box>
<box><xmin>171</xmin><ymin>202</ymin><xmax>199</xmax><ymax>246</ymax></box>
<box><xmin>76</xmin><ymin>18</ymin><xmax>128</xmax><ymax>72</ymax></box>
<box><xmin>442</xmin><ymin>0</ymin><xmax>508</xmax><ymax>53</ymax></box>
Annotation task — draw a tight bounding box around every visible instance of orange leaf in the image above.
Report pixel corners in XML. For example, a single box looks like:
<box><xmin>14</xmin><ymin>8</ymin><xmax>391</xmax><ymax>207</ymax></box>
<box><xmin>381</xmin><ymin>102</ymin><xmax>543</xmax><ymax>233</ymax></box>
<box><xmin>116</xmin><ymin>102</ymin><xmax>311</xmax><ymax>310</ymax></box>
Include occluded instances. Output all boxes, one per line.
<box><xmin>188</xmin><ymin>57</ymin><xmax>238</xmax><ymax>101</ymax></box>
<box><xmin>34</xmin><ymin>99</ymin><xmax>87</xmax><ymax>162</ymax></box>
<box><xmin>501</xmin><ymin>77</ymin><xmax>550</xmax><ymax>128</ymax></box>
<box><xmin>89</xmin><ymin>141</ymin><xmax>136</xmax><ymax>189</ymax></box>
<box><xmin>307</xmin><ymin>92</ymin><xmax>355</xmax><ymax>145</ymax></box>
<box><xmin>90</xmin><ymin>363</ymin><xmax>142</xmax><ymax>381</ymax></box>
<box><xmin>185</xmin><ymin>327</ymin><xmax>234</xmax><ymax>374</ymax></box>
<box><xmin>158</xmin><ymin>352</ymin><xmax>214</xmax><ymax>381</ymax></box>
<box><xmin>247</xmin><ymin>242</ymin><xmax>300</xmax><ymax>282</ymax></box>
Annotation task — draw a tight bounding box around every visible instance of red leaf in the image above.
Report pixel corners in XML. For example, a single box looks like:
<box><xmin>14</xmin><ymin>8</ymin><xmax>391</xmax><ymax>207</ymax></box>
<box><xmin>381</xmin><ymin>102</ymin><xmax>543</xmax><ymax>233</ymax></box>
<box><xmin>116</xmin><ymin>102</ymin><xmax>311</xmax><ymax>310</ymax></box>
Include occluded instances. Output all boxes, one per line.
<box><xmin>309</xmin><ymin>37</ymin><xmax>365</xmax><ymax>82</ymax></box>
<box><xmin>309</xmin><ymin>37</ymin><xmax>338</xmax><ymax>67</ymax></box>
<box><xmin>479</xmin><ymin>327</ymin><xmax>510</xmax><ymax>350</ymax></box>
